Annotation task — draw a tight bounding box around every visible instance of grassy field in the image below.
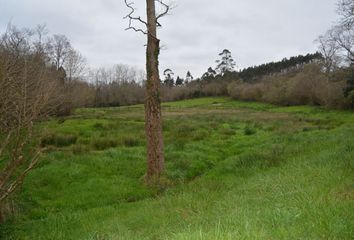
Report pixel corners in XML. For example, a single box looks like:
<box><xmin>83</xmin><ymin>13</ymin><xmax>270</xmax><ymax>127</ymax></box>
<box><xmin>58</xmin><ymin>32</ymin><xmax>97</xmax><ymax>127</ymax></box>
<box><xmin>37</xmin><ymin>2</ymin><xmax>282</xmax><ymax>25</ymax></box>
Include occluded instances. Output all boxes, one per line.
<box><xmin>1</xmin><ymin>97</ymin><xmax>353</xmax><ymax>239</ymax></box>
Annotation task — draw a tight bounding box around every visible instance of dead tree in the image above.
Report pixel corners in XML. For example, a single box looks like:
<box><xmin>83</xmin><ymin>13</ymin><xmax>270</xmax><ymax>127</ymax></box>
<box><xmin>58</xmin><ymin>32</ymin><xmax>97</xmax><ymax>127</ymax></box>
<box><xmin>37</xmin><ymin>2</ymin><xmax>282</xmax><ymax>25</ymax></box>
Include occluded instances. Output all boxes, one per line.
<box><xmin>124</xmin><ymin>0</ymin><xmax>170</xmax><ymax>184</ymax></box>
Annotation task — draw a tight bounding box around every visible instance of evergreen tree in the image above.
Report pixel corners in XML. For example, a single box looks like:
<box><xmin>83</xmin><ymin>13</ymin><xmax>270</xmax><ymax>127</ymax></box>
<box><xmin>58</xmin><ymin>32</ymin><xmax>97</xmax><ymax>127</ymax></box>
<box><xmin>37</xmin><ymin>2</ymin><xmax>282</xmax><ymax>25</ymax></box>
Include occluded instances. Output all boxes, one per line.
<box><xmin>175</xmin><ymin>76</ymin><xmax>184</xmax><ymax>86</ymax></box>
<box><xmin>163</xmin><ymin>68</ymin><xmax>174</xmax><ymax>87</ymax></box>
<box><xmin>238</xmin><ymin>52</ymin><xmax>322</xmax><ymax>82</ymax></box>
<box><xmin>215</xmin><ymin>49</ymin><xmax>236</xmax><ymax>75</ymax></box>
<box><xmin>201</xmin><ymin>67</ymin><xmax>217</xmax><ymax>82</ymax></box>
<box><xmin>186</xmin><ymin>71</ymin><xmax>193</xmax><ymax>83</ymax></box>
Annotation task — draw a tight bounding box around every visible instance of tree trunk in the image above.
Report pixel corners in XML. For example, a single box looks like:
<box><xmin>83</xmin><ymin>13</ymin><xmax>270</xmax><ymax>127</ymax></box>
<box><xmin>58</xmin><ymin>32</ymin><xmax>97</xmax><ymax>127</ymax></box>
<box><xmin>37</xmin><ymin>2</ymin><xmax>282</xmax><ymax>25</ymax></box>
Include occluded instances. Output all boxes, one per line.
<box><xmin>145</xmin><ymin>0</ymin><xmax>165</xmax><ymax>183</ymax></box>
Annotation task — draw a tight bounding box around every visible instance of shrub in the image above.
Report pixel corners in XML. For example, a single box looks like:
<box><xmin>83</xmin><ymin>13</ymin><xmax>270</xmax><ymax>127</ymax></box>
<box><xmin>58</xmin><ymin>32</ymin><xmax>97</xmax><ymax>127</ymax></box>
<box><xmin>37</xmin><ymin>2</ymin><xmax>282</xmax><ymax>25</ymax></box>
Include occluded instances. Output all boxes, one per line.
<box><xmin>227</xmin><ymin>81</ymin><xmax>266</xmax><ymax>102</ymax></box>
<box><xmin>228</xmin><ymin>64</ymin><xmax>347</xmax><ymax>108</ymax></box>
<box><xmin>202</xmin><ymin>82</ymin><xmax>228</xmax><ymax>96</ymax></box>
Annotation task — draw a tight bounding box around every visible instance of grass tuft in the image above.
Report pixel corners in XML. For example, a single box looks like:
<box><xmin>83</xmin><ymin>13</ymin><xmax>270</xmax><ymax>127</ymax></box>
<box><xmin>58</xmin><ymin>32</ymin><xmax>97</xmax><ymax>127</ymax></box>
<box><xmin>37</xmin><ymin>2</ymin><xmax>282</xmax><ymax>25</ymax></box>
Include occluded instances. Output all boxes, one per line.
<box><xmin>244</xmin><ymin>125</ymin><xmax>257</xmax><ymax>135</ymax></box>
<box><xmin>91</xmin><ymin>137</ymin><xmax>118</xmax><ymax>150</ymax></box>
<box><xmin>40</xmin><ymin>133</ymin><xmax>77</xmax><ymax>147</ymax></box>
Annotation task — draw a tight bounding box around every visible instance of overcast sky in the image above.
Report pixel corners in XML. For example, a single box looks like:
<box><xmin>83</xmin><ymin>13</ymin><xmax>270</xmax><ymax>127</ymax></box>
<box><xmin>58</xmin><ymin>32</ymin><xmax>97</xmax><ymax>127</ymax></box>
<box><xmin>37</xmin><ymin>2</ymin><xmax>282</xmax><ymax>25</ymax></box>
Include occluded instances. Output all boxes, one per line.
<box><xmin>0</xmin><ymin>0</ymin><xmax>339</xmax><ymax>78</ymax></box>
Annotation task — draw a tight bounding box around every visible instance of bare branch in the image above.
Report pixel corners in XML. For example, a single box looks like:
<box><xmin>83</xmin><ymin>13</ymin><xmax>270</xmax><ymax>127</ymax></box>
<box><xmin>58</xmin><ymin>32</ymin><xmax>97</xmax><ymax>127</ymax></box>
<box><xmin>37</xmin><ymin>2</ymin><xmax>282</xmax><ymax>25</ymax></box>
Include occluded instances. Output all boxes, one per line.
<box><xmin>0</xmin><ymin>25</ymin><xmax>56</xmax><ymax>209</ymax></box>
<box><xmin>155</xmin><ymin>0</ymin><xmax>171</xmax><ymax>27</ymax></box>
<box><xmin>155</xmin><ymin>0</ymin><xmax>170</xmax><ymax>20</ymax></box>
<box><xmin>337</xmin><ymin>0</ymin><xmax>354</xmax><ymax>27</ymax></box>
<box><xmin>126</xmin><ymin>26</ymin><xmax>147</xmax><ymax>35</ymax></box>
<box><xmin>0</xmin><ymin>150</ymin><xmax>41</xmax><ymax>203</ymax></box>
<box><xmin>124</xmin><ymin>0</ymin><xmax>147</xmax><ymax>35</ymax></box>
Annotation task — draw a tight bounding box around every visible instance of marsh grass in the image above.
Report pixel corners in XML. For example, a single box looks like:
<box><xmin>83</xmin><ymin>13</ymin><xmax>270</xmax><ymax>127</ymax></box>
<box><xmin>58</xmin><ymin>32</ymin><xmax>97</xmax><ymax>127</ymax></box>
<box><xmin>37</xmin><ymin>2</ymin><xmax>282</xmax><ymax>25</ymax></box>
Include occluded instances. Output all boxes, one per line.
<box><xmin>2</xmin><ymin>97</ymin><xmax>353</xmax><ymax>239</ymax></box>
<box><xmin>41</xmin><ymin>133</ymin><xmax>77</xmax><ymax>147</ymax></box>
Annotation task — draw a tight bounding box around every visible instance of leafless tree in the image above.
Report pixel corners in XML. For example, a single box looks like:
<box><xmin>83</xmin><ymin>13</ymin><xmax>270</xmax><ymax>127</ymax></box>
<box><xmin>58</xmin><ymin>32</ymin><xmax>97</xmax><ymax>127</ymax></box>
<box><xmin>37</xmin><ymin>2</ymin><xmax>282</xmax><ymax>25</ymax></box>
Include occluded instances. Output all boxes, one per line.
<box><xmin>124</xmin><ymin>0</ymin><xmax>171</xmax><ymax>184</ymax></box>
<box><xmin>64</xmin><ymin>49</ymin><xmax>87</xmax><ymax>82</ymax></box>
<box><xmin>337</xmin><ymin>0</ymin><xmax>354</xmax><ymax>27</ymax></box>
<box><xmin>32</xmin><ymin>24</ymin><xmax>50</xmax><ymax>56</ymax></box>
<box><xmin>329</xmin><ymin>25</ymin><xmax>354</xmax><ymax>64</ymax></box>
<box><xmin>317</xmin><ymin>0</ymin><xmax>354</xmax><ymax>70</ymax></box>
<box><xmin>86</xmin><ymin>64</ymin><xmax>145</xmax><ymax>108</ymax></box>
<box><xmin>49</xmin><ymin>34</ymin><xmax>72</xmax><ymax>71</ymax></box>
<box><xmin>0</xmin><ymin>25</ymin><xmax>58</xmax><ymax>221</ymax></box>
<box><xmin>316</xmin><ymin>33</ymin><xmax>342</xmax><ymax>73</ymax></box>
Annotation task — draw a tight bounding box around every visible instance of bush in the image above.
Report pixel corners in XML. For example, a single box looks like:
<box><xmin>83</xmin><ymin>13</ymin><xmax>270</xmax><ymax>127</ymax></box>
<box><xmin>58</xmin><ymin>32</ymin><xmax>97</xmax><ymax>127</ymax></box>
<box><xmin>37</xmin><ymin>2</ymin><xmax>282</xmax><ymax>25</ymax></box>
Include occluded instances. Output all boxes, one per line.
<box><xmin>202</xmin><ymin>82</ymin><xmax>228</xmax><ymax>96</ymax></box>
<box><xmin>228</xmin><ymin>64</ymin><xmax>347</xmax><ymax>108</ymax></box>
<box><xmin>227</xmin><ymin>81</ymin><xmax>266</xmax><ymax>102</ymax></box>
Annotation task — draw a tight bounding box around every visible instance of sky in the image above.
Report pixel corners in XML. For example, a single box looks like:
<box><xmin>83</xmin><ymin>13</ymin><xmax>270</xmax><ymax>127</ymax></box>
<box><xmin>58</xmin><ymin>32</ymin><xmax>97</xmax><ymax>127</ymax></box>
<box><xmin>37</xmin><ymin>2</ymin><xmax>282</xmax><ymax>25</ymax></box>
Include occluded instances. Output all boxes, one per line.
<box><xmin>0</xmin><ymin>0</ymin><xmax>340</xmax><ymax>78</ymax></box>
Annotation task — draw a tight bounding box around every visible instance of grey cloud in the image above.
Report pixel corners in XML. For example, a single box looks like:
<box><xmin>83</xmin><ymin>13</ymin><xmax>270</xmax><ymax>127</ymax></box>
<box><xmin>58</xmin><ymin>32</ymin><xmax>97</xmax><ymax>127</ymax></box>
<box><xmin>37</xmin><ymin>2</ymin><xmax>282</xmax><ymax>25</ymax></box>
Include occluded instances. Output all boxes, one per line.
<box><xmin>0</xmin><ymin>0</ymin><xmax>339</xmax><ymax>77</ymax></box>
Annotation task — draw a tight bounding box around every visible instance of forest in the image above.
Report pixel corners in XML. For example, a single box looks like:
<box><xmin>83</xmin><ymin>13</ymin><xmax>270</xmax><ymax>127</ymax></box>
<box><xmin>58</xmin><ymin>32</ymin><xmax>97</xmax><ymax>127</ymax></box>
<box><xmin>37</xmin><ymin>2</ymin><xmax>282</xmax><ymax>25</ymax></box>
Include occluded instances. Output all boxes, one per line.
<box><xmin>0</xmin><ymin>0</ymin><xmax>353</xmax><ymax>239</ymax></box>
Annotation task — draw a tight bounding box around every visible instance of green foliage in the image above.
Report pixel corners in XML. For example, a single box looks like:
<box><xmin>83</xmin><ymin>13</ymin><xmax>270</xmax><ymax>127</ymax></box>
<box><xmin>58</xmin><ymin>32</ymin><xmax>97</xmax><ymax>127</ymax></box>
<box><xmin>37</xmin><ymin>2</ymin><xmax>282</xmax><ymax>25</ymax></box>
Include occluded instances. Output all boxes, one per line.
<box><xmin>2</xmin><ymin>97</ymin><xmax>354</xmax><ymax>239</ymax></box>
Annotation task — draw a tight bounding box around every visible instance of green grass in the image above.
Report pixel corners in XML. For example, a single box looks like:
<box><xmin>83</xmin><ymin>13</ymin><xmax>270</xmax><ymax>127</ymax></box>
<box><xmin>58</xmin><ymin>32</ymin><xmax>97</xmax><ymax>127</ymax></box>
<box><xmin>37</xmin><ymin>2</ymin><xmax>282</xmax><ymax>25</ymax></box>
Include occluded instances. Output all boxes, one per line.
<box><xmin>1</xmin><ymin>97</ymin><xmax>353</xmax><ymax>239</ymax></box>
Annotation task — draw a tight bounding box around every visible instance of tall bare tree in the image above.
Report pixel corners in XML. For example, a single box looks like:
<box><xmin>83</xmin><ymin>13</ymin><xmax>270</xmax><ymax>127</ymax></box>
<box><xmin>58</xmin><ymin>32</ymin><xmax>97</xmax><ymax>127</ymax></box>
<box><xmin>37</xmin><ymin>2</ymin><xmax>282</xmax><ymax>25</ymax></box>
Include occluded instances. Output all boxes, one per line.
<box><xmin>317</xmin><ymin>0</ymin><xmax>354</xmax><ymax>69</ymax></box>
<box><xmin>124</xmin><ymin>0</ymin><xmax>170</xmax><ymax>183</ymax></box>
<box><xmin>316</xmin><ymin>33</ymin><xmax>342</xmax><ymax>73</ymax></box>
<box><xmin>64</xmin><ymin>49</ymin><xmax>87</xmax><ymax>82</ymax></box>
<box><xmin>49</xmin><ymin>34</ymin><xmax>72</xmax><ymax>71</ymax></box>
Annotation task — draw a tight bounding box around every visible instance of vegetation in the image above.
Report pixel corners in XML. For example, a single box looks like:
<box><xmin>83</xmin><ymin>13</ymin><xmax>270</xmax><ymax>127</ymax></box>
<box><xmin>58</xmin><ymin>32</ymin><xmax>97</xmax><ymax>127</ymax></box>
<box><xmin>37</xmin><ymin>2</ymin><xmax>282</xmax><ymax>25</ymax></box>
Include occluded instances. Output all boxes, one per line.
<box><xmin>237</xmin><ymin>53</ymin><xmax>322</xmax><ymax>82</ymax></box>
<box><xmin>1</xmin><ymin>97</ymin><xmax>353</xmax><ymax>239</ymax></box>
<box><xmin>0</xmin><ymin>24</ymin><xmax>62</xmax><ymax>219</ymax></box>
<box><xmin>227</xmin><ymin>64</ymin><xmax>346</xmax><ymax>107</ymax></box>
<box><xmin>0</xmin><ymin>0</ymin><xmax>353</xmax><ymax>238</ymax></box>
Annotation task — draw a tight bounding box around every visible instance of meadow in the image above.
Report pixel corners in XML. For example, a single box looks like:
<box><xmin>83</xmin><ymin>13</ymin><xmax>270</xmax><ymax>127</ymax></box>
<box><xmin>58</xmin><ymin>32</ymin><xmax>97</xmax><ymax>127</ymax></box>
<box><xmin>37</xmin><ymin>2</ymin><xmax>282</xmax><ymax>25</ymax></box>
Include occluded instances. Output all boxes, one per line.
<box><xmin>1</xmin><ymin>97</ymin><xmax>353</xmax><ymax>239</ymax></box>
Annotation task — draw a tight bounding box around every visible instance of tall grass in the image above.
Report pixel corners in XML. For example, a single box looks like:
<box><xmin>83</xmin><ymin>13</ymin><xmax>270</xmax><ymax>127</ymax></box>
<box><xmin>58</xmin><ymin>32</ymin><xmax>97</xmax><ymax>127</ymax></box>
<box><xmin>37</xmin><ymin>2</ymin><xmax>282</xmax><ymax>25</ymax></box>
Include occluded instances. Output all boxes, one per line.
<box><xmin>1</xmin><ymin>97</ymin><xmax>353</xmax><ymax>239</ymax></box>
